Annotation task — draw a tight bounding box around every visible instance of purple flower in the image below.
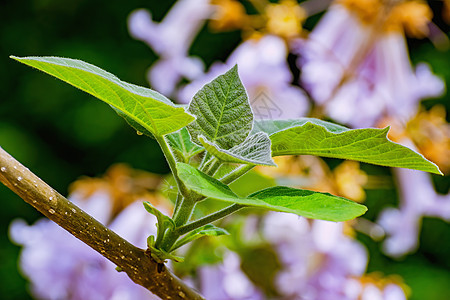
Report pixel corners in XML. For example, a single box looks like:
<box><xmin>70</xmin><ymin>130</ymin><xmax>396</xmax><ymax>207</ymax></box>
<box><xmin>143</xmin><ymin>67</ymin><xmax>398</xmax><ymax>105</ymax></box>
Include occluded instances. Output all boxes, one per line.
<box><xmin>198</xmin><ymin>251</ymin><xmax>264</xmax><ymax>300</ymax></box>
<box><xmin>378</xmin><ymin>144</ymin><xmax>450</xmax><ymax>257</ymax></box>
<box><xmin>178</xmin><ymin>35</ymin><xmax>309</xmax><ymax>119</ymax></box>
<box><xmin>264</xmin><ymin>213</ymin><xmax>367</xmax><ymax>299</ymax></box>
<box><xmin>128</xmin><ymin>0</ymin><xmax>212</xmax><ymax>95</ymax></box>
<box><xmin>296</xmin><ymin>2</ymin><xmax>444</xmax><ymax>127</ymax></box>
<box><xmin>10</xmin><ymin>189</ymin><xmax>159</xmax><ymax>300</ymax></box>
<box><xmin>263</xmin><ymin>212</ymin><xmax>407</xmax><ymax>299</ymax></box>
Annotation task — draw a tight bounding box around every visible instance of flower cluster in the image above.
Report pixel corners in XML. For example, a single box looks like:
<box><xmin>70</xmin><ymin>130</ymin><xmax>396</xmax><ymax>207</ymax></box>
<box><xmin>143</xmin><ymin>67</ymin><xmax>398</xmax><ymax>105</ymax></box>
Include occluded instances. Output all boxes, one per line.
<box><xmin>297</xmin><ymin>0</ymin><xmax>444</xmax><ymax>128</ymax></box>
<box><xmin>264</xmin><ymin>213</ymin><xmax>407</xmax><ymax>300</ymax></box>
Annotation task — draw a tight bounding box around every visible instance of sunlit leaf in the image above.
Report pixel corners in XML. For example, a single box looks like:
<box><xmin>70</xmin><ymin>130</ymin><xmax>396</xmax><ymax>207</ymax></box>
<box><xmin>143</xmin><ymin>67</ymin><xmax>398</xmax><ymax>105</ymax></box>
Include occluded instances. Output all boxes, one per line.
<box><xmin>177</xmin><ymin>163</ymin><xmax>367</xmax><ymax>222</ymax></box>
<box><xmin>255</xmin><ymin>118</ymin><xmax>442</xmax><ymax>174</ymax></box>
<box><xmin>11</xmin><ymin>56</ymin><xmax>194</xmax><ymax>137</ymax></box>
<box><xmin>143</xmin><ymin>201</ymin><xmax>174</xmax><ymax>238</ymax></box>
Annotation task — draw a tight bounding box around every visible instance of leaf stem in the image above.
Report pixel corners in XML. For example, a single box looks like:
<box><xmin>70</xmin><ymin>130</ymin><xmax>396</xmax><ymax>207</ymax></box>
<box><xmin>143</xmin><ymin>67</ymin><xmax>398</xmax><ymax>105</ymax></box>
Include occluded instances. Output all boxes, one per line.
<box><xmin>198</xmin><ymin>152</ymin><xmax>212</xmax><ymax>171</ymax></box>
<box><xmin>172</xmin><ymin>196</ymin><xmax>196</xmax><ymax>227</ymax></box>
<box><xmin>154</xmin><ymin>222</ymin><xmax>168</xmax><ymax>249</ymax></box>
<box><xmin>205</xmin><ymin>158</ymin><xmax>222</xmax><ymax>176</ymax></box>
<box><xmin>159</xmin><ymin>195</ymin><xmax>197</xmax><ymax>251</ymax></box>
<box><xmin>172</xmin><ymin>193</ymin><xmax>183</xmax><ymax>217</ymax></box>
<box><xmin>219</xmin><ymin>164</ymin><xmax>255</xmax><ymax>184</ymax></box>
<box><xmin>175</xmin><ymin>204</ymin><xmax>244</xmax><ymax>236</ymax></box>
<box><xmin>155</xmin><ymin>135</ymin><xmax>189</xmax><ymax>197</ymax></box>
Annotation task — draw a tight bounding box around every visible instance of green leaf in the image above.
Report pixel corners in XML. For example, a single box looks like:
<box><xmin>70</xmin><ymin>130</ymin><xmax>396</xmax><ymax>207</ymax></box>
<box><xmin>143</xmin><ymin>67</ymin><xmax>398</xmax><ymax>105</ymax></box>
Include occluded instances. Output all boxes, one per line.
<box><xmin>199</xmin><ymin>132</ymin><xmax>276</xmax><ymax>166</ymax></box>
<box><xmin>187</xmin><ymin>65</ymin><xmax>253</xmax><ymax>149</ymax></box>
<box><xmin>112</xmin><ymin>107</ymin><xmax>155</xmax><ymax>138</ymax></box>
<box><xmin>254</xmin><ymin>118</ymin><xmax>348</xmax><ymax>135</ymax></box>
<box><xmin>255</xmin><ymin>118</ymin><xmax>442</xmax><ymax>175</ymax></box>
<box><xmin>143</xmin><ymin>201</ymin><xmax>174</xmax><ymax>239</ymax></box>
<box><xmin>171</xmin><ymin>224</ymin><xmax>229</xmax><ymax>251</ymax></box>
<box><xmin>11</xmin><ymin>56</ymin><xmax>194</xmax><ymax>137</ymax></box>
<box><xmin>166</xmin><ymin>128</ymin><xmax>205</xmax><ymax>163</ymax></box>
<box><xmin>147</xmin><ymin>236</ymin><xmax>184</xmax><ymax>263</ymax></box>
<box><xmin>176</xmin><ymin>163</ymin><xmax>367</xmax><ymax>222</ymax></box>
<box><xmin>247</xmin><ymin>186</ymin><xmax>367</xmax><ymax>221</ymax></box>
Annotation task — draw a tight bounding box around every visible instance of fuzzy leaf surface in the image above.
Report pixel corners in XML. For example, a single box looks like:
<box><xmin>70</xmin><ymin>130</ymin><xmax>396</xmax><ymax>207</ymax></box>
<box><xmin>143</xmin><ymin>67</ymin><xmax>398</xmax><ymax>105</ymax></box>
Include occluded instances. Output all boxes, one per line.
<box><xmin>199</xmin><ymin>132</ymin><xmax>276</xmax><ymax>166</ymax></box>
<box><xmin>187</xmin><ymin>65</ymin><xmax>253</xmax><ymax>149</ymax></box>
<box><xmin>11</xmin><ymin>56</ymin><xmax>194</xmax><ymax>137</ymax></box>
<box><xmin>255</xmin><ymin>119</ymin><xmax>442</xmax><ymax>174</ymax></box>
<box><xmin>177</xmin><ymin>163</ymin><xmax>367</xmax><ymax>222</ymax></box>
<box><xmin>254</xmin><ymin>118</ymin><xmax>348</xmax><ymax>135</ymax></box>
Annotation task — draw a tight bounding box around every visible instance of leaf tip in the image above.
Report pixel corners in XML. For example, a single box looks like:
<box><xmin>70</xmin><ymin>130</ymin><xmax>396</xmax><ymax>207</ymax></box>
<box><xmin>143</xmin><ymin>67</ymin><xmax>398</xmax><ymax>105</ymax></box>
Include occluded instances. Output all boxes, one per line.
<box><xmin>143</xmin><ymin>201</ymin><xmax>153</xmax><ymax>212</ymax></box>
<box><xmin>432</xmin><ymin>164</ymin><xmax>444</xmax><ymax>176</ymax></box>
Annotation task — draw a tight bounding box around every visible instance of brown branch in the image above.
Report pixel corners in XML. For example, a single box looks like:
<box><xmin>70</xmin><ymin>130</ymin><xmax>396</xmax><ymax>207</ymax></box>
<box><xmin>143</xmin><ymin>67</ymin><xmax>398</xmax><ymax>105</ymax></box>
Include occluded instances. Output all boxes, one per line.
<box><xmin>0</xmin><ymin>146</ymin><xmax>204</xmax><ymax>300</ymax></box>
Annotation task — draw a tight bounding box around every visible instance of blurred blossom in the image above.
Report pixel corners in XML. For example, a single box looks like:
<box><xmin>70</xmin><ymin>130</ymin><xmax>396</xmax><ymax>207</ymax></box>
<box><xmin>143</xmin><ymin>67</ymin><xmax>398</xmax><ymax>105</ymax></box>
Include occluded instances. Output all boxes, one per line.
<box><xmin>9</xmin><ymin>165</ymin><xmax>165</xmax><ymax>300</ymax></box>
<box><xmin>265</xmin><ymin>0</ymin><xmax>306</xmax><ymax>39</ymax></box>
<box><xmin>179</xmin><ymin>35</ymin><xmax>309</xmax><ymax>119</ymax></box>
<box><xmin>360</xmin><ymin>283</ymin><xmax>407</xmax><ymax>300</ymax></box>
<box><xmin>375</xmin><ymin>119</ymin><xmax>450</xmax><ymax>256</ymax></box>
<box><xmin>378</xmin><ymin>163</ymin><xmax>450</xmax><ymax>257</ymax></box>
<box><xmin>258</xmin><ymin>156</ymin><xmax>369</xmax><ymax>202</ymax></box>
<box><xmin>198</xmin><ymin>251</ymin><xmax>264</xmax><ymax>299</ymax></box>
<box><xmin>296</xmin><ymin>0</ymin><xmax>445</xmax><ymax>127</ymax></box>
<box><xmin>128</xmin><ymin>0</ymin><xmax>212</xmax><ymax>95</ymax></box>
<box><xmin>263</xmin><ymin>213</ymin><xmax>407</xmax><ymax>300</ymax></box>
<box><xmin>191</xmin><ymin>212</ymin><xmax>406</xmax><ymax>300</ymax></box>
<box><xmin>445</xmin><ymin>0</ymin><xmax>450</xmax><ymax>23</ymax></box>
<box><xmin>209</xmin><ymin>0</ymin><xmax>306</xmax><ymax>39</ymax></box>
<box><xmin>209</xmin><ymin>0</ymin><xmax>248</xmax><ymax>31</ymax></box>
<box><xmin>257</xmin><ymin>156</ymin><xmax>336</xmax><ymax>192</ymax></box>
<box><xmin>333</xmin><ymin>161</ymin><xmax>368</xmax><ymax>202</ymax></box>
<box><xmin>405</xmin><ymin>106</ymin><xmax>450</xmax><ymax>173</ymax></box>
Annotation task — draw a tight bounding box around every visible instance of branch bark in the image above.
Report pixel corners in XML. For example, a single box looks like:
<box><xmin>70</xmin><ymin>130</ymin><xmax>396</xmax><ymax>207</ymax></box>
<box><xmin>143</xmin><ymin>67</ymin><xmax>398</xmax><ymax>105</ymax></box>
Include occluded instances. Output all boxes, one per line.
<box><xmin>0</xmin><ymin>146</ymin><xmax>204</xmax><ymax>300</ymax></box>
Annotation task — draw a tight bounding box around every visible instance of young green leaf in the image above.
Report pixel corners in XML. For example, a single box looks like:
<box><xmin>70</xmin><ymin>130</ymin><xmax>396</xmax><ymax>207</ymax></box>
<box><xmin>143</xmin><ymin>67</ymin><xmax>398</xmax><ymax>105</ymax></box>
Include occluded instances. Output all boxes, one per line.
<box><xmin>10</xmin><ymin>56</ymin><xmax>194</xmax><ymax>137</ymax></box>
<box><xmin>147</xmin><ymin>236</ymin><xmax>184</xmax><ymax>263</ymax></box>
<box><xmin>199</xmin><ymin>132</ymin><xmax>276</xmax><ymax>166</ymax></box>
<box><xmin>166</xmin><ymin>128</ymin><xmax>205</xmax><ymax>163</ymax></box>
<box><xmin>255</xmin><ymin>118</ymin><xmax>442</xmax><ymax>175</ymax></box>
<box><xmin>170</xmin><ymin>224</ymin><xmax>229</xmax><ymax>251</ymax></box>
<box><xmin>187</xmin><ymin>65</ymin><xmax>253</xmax><ymax>149</ymax></box>
<box><xmin>176</xmin><ymin>163</ymin><xmax>367</xmax><ymax>222</ymax></box>
<box><xmin>143</xmin><ymin>201</ymin><xmax>175</xmax><ymax>242</ymax></box>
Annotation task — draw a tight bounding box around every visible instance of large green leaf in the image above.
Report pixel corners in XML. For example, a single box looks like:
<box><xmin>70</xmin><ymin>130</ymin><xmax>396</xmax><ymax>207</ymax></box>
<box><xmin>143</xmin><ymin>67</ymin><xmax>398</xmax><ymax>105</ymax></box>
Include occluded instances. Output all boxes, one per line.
<box><xmin>11</xmin><ymin>56</ymin><xmax>194</xmax><ymax>137</ymax></box>
<box><xmin>255</xmin><ymin>119</ymin><xmax>442</xmax><ymax>175</ymax></box>
<box><xmin>167</xmin><ymin>128</ymin><xmax>204</xmax><ymax>163</ymax></box>
<box><xmin>187</xmin><ymin>65</ymin><xmax>253</xmax><ymax>149</ymax></box>
<box><xmin>177</xmin><ymin>163</ymin><xmax>367</xmax><ymax>222</ymax></box>
<box><xmin>199</xmin><ymin>132</ymin><xmax>276</xmax><ymax>166</ymax></box>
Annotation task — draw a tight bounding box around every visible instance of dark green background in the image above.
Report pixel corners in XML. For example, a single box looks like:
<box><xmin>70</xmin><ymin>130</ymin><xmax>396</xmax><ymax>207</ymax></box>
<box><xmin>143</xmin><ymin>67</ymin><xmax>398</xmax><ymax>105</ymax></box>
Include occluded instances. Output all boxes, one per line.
<box><xmin>0</xmin><ymin>1</ymin><xmax>448</xmax><ymax>299</ymax></box>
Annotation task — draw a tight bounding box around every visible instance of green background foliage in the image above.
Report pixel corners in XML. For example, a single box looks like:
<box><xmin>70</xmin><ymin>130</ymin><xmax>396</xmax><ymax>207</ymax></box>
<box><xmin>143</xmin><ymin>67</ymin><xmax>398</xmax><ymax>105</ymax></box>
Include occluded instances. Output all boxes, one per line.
<box><xmin>0</xmin><ymin>1</ymin><xmax>448</xmax><ymax>299</ymax></box>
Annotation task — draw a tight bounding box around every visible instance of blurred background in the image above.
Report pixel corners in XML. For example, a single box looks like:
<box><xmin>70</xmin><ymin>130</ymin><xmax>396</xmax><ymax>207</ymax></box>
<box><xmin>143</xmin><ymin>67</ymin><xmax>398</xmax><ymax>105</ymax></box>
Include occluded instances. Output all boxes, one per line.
<box><xmin>0</xmin><ymin>0</ymin><xmax>449</xmax><ymax>299</ymax></box>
